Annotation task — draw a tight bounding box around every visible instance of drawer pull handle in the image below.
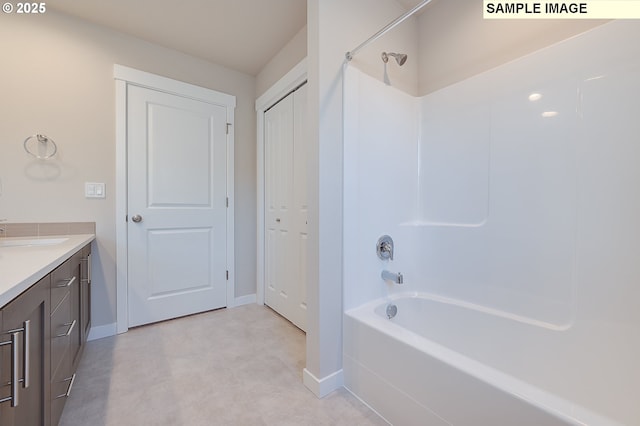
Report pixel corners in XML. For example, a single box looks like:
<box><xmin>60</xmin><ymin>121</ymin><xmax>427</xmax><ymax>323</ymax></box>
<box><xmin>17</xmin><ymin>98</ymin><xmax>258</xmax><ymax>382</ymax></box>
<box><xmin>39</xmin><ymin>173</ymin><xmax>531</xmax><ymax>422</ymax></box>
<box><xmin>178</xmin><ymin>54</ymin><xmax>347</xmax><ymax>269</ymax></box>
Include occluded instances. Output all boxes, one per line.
<box><xmin>22</xmin><ymin>320</ymin><xmax>30</xmax><ymax>389</ymax></box>
<box><xmin>56</xmin><ymin>319</ymin><xmax>77</xmax><ymax>337</ymax></box>
<box><xmin>55</xmin><ymin>374</ymin><xmax>76</xmax><ymax>399</ymax></box>
<box><xmin>0</xmin><ymin>320</ymin><xmax>31</xmax><ymax>406</ymax></box>
<box><xmin>10</xmin><ymin>332</ymin><xmax>19</xmax><ymax>406</ymax></box>
<box><xmin>81</xmin><ymin>253</ymin><xmax>92</xmax><ymax>284</ymax></box>
<box><xmin>56</xmin><ymin>276</ymin><xmax>77</xmax><ymax>288</ymax></box>
<box><xmin>0</xmin><ymin>332</ymin><xmax>20</xmax><ymax>406</ymax></box>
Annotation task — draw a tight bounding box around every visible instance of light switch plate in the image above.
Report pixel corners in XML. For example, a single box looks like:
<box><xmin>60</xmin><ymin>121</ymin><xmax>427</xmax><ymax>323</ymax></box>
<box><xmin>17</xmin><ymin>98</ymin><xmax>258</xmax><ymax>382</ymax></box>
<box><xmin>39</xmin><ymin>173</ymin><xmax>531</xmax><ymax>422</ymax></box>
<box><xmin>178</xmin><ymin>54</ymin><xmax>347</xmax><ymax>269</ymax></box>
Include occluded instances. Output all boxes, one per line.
<box><xmin>85</xmin><ymin>182</ymin><xmax>106</xmax><ymax>199</ymax></box>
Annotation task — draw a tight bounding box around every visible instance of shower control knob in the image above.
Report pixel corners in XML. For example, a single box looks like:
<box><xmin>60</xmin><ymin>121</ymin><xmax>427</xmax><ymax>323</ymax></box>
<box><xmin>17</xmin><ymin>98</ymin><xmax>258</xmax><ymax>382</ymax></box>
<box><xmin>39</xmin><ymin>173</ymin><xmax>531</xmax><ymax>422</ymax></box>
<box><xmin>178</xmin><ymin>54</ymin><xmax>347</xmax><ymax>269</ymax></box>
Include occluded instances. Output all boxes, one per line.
<box><xmin>131</xmin><ymin>214</ymin><xmax>143</xmax><ymax>223</ymax></box>
<box><xmin>377</xmin><ymin>235</ymin><xmax>394</xmax><ymax>260</ymax></box>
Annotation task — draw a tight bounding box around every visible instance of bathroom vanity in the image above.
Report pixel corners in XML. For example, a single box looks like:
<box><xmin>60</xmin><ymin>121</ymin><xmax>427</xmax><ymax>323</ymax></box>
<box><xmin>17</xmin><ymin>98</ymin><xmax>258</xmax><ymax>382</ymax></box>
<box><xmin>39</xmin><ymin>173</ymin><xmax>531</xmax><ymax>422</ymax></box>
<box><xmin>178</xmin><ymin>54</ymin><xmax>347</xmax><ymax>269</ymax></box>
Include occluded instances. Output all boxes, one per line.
<box><xmin>0</xmin><ymin>233</ymin><xmax>94</xmax><ymax>426</ymax></box>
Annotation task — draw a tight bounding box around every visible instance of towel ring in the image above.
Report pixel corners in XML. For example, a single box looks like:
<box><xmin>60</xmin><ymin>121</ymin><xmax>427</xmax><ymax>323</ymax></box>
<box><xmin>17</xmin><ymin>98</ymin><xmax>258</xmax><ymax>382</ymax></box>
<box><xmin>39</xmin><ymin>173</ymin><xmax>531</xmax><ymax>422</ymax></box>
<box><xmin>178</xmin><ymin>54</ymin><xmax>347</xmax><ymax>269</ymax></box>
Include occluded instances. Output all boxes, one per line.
<box><xmin>24</xmin><ymin>134</ymin><xmax>57</xmax><ymax>159</ymax></box>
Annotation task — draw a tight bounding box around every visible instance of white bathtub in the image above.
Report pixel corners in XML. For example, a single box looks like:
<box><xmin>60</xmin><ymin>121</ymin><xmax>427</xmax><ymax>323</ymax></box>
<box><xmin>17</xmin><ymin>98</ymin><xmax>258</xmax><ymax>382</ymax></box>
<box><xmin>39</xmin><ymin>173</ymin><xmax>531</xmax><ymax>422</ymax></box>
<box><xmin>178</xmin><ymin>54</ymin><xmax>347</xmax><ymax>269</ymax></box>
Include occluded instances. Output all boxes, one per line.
<box><xmin>343</xmin><ymin>293</ymin><xmax>626</xmax><ymax>426</ymax></box>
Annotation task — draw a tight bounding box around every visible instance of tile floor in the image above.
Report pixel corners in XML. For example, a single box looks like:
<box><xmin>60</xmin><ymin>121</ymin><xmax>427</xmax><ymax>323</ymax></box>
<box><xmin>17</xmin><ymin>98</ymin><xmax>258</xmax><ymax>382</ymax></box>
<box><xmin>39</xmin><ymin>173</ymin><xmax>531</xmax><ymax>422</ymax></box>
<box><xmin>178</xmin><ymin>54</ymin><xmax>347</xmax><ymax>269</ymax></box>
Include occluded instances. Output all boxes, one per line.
<box><xmin>59</xmin><ymin>304</ymin><xmax>386</xmax><ymax>426</ymax></box>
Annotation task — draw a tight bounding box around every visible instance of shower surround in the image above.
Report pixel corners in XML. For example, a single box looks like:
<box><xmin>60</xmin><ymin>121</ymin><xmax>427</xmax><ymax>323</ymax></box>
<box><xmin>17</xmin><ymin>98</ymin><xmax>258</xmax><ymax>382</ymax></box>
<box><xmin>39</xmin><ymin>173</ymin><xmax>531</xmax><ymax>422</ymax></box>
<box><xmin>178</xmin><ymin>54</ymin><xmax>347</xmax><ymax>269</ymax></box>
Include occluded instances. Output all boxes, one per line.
<box><xmin>343</xmin><ymin>21</ymin><xmax>640</xmax><ymax>425</ymax></box>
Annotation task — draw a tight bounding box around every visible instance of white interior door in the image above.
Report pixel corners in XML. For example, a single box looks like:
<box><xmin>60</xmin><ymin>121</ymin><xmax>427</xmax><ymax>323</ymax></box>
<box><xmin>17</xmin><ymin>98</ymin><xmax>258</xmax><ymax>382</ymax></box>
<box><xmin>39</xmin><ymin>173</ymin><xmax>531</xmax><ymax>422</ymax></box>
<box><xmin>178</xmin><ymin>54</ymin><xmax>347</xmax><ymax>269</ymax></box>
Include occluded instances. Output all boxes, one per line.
<box><xmin>264</xmin><ymin>83</ymin><xmax>308</xmax><ymax>331</ymax></box>
<box><xmin>127</xmin><ymin>84</ymin><xmax>228</xmax><ymax>327</ymax></box>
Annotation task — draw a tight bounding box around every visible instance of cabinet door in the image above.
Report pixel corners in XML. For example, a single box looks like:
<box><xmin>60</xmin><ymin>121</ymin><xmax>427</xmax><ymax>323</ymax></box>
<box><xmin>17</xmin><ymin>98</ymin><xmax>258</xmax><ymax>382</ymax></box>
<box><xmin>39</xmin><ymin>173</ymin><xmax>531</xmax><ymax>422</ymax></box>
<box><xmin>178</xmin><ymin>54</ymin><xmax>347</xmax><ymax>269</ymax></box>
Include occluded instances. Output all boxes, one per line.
<box><xmin>0</xmin><ymin>276</ymin><xmax>50</xmax><ymax>426</ymax></box>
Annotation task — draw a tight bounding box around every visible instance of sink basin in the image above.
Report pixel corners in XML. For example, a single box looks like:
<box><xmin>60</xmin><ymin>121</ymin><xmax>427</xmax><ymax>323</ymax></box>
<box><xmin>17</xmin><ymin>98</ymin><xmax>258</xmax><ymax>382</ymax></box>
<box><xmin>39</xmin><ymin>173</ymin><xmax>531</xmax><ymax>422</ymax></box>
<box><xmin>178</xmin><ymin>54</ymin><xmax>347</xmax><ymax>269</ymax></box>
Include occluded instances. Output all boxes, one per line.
<box><xmin>0</xmin><ymin>237</ymin><xmax>69</xmax><ymax>248</ymax></box>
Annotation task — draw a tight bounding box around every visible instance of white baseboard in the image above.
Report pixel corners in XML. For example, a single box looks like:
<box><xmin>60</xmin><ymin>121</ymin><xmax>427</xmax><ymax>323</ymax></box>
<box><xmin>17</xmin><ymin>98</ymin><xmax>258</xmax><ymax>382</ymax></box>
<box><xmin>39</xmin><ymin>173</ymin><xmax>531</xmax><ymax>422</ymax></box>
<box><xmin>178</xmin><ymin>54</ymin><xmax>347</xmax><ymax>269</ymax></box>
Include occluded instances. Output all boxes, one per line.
<box><xmin>234</xmin><ymin>293</ymin><xmax>257</xmax><ymax>307</ymax></box>
<box><xmin>303</xmin><ymin>368</ymin><xmax>344</xmax><ymax>398</ymax></box>
<box><xmin>87</xmin><ymin>322</ymin><xmax>118</xmax><ymax>341</ymax></box>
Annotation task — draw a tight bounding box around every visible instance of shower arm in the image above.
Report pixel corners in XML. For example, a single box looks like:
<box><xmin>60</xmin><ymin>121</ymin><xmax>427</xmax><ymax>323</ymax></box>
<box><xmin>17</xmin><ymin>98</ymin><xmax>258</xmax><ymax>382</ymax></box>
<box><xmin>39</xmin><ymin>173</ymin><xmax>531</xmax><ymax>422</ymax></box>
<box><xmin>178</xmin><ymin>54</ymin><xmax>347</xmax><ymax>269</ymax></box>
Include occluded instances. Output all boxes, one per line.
<box><xmin>345</xmin><ymin>0</ymin><xmax>433</xmax><ymax>62</ymax></box>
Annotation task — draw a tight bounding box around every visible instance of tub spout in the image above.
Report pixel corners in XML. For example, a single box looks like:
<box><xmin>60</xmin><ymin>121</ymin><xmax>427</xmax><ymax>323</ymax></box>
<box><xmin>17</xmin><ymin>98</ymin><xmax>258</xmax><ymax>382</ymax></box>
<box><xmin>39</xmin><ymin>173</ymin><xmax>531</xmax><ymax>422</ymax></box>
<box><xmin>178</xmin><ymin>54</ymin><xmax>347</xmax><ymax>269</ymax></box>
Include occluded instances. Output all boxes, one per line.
<box><xmin>381</xmin><ymin>270</ymin><xmax>403</xmax><ymax>284</ymax></box>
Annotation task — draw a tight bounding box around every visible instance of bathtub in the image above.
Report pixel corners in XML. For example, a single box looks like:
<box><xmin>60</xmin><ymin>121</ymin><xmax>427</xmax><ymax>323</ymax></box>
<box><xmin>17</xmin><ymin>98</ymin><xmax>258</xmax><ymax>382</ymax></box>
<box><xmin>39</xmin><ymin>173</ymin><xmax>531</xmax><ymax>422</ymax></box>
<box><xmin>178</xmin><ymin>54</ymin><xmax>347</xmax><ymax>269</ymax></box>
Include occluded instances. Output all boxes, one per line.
<box><xmin>343</xmin><ymin>293</ymin><xmax>625</xmax><ymax>426</ymax></box>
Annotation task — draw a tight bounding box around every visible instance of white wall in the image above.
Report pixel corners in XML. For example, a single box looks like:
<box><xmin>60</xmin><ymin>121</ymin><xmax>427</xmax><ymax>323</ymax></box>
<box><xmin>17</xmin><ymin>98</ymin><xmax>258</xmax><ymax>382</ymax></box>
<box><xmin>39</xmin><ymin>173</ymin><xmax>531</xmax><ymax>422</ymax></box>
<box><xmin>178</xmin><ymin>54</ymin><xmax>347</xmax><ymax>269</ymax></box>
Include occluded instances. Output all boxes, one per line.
<box><xmin>0</xmin><ymin>10</ymin><xmax>257</xmax><ymax>328</ymax></box>
<box><xmin>256</xmin><ymin>26</ymin><xmax>307</xmax><ymax>98</ymax></box>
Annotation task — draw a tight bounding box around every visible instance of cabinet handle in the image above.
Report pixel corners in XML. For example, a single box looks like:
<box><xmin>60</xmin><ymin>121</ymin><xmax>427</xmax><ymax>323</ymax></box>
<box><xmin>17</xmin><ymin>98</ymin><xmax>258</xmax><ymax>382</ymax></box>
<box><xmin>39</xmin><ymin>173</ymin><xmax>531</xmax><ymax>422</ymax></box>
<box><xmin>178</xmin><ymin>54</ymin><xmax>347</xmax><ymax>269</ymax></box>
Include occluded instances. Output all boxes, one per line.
<box><xmin>0</xmin><ymin>332</ymin><xmax>20</xmax><ymax>407</ymax></box>
<box><xmin>88</xmin><ymin>253</ymin><xmax>91</xmax><ymax>284</ymax></box>
<box><xmin>80</xmin><ymin>253</ymin><xmax>91</xmax><ymax>284</ymax></box>
<box><xmin>22</xmin><ymin>320</ymin><xmax>29</xmax><ymax>389</ymax></box>
<box><xmin>10</xmin><ymin>332</ymin><xmax>18</xmax><ymax>407</ymax></box>
<box><xmin>0</xmin><ymin>319</ymin><xmax>31</xmax><ymax>406</ymax></box>
<box><xmin>56</xmin><ymin>276</ymin><xmax>77</xmax><ymax>288</ymax></box>
<box><xmin>56</xmin><ymin>319</ymin><xmax>76</xmax><ymax>338</ymax></box>
<box><xmin>55</xmin><ymin>374</ymin><xmax>76</xmax><ymax>399</ymax></box>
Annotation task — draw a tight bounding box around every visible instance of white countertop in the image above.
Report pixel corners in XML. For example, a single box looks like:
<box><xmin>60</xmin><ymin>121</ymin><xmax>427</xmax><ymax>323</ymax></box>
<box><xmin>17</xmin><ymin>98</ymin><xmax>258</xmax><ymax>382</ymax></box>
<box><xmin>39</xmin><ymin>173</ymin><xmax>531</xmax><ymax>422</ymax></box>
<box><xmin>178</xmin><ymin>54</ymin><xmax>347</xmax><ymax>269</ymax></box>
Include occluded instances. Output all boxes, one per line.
<box><xmin>0</xmin><ymin>234</ymin><xmax>95</xmax><ymax>307</ymax></box>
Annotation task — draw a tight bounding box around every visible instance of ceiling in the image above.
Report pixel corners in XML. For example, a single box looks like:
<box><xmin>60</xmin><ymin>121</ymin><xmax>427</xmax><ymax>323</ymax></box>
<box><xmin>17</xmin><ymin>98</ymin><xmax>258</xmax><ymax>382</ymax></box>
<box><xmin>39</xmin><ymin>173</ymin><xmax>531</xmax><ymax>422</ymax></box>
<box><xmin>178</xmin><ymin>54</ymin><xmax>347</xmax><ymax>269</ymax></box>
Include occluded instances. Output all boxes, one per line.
<box><xmin>48</xmin><ymin>0</ymin><xmax>307</xmax><ymax>76</ymax></box>
<box><xmin>49</xmin><ymin>0</ymin><xmax>425</xmax><ymax>76</ymax></box>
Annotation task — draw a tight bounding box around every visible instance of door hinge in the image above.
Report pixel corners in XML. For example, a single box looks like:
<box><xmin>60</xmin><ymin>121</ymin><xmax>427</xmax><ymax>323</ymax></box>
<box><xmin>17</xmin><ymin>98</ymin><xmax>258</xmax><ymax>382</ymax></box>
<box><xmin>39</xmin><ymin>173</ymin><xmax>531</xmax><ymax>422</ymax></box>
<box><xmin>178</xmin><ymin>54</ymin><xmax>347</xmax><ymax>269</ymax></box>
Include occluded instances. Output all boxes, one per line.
<box><xmin>226</xmin><ymin>197</ymin><xmax>229</xmax><ymax>208</ymax></box>
<box><xmin>226</xmin><ymin>270</ymin><xmax>229</xmax><ymax>280</ymax></box>
<box><xmin>226</xmin><ymin>123</ymin><xmax>231</xmax><ymax>134</ymax></box>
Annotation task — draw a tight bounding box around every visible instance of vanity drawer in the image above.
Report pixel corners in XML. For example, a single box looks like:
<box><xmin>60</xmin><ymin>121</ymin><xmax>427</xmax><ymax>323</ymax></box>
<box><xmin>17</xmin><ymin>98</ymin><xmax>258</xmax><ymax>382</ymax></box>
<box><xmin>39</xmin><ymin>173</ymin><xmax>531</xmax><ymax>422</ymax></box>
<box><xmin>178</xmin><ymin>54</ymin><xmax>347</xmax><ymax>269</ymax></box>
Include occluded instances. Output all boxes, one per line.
<box><xmin>50</xmin><ymin>253</ymin><xmax>80</xmax><ymax>311</ymax></box>
<box><xmin>50</xmin><ymin>291</ymin><xmax>72</xmax><ymax>380</ymax></box>
<box><xmin>50</xmin><ymin>349</ymin><xmax>73</xmax><ymax>426</ymax></box>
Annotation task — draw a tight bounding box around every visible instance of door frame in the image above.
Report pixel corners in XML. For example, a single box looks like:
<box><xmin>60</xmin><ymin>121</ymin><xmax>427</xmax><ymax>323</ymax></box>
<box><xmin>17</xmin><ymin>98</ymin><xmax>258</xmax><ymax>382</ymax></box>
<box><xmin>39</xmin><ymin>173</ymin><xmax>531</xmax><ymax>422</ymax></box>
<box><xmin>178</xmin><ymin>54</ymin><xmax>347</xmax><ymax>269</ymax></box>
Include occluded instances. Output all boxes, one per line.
<box><xmin>255</xmin><ymin>58</ymin><xmax>307</xmax><ymax>306</ymax></box>
<box><xmin>114</xmin><ymin>65</ymin><xmax>236</xmax><ymax>334</ymax></box>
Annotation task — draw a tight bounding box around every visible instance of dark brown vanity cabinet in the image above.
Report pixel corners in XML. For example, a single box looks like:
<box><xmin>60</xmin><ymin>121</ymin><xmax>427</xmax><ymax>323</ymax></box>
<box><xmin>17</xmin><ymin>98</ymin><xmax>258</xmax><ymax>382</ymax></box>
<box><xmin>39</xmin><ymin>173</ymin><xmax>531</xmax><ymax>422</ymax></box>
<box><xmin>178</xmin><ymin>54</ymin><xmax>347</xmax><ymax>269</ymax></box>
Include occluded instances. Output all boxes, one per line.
<box><xmin>0</xmin><ymin>242</ymin><xmax>92</xmax><ymax>426</ymax></box>
<box><xmin>0</xmin><ymin>276</ymin><xmax>50</xmax><ymax>426</ymax></box>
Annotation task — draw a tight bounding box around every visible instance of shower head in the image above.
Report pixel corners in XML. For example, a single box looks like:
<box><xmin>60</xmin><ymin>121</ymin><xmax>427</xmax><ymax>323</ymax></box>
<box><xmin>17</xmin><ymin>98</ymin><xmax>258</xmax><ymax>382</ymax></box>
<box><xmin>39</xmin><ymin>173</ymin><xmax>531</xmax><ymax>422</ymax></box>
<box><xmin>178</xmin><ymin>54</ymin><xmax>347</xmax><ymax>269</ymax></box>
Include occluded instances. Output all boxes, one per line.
<box><xmin>381</xmin><ymin>51</ymin><xmax>407</xmax><ymax>86</ymax></box>
<box><xmin>391</xmin><ymin>53</ymin><xmax>408</xmax><ymax>66</ymax></box>
<box><xmin>382</xmin><ymin>52</ymin><xmax>408</xmax><ymax>66</ymax></box>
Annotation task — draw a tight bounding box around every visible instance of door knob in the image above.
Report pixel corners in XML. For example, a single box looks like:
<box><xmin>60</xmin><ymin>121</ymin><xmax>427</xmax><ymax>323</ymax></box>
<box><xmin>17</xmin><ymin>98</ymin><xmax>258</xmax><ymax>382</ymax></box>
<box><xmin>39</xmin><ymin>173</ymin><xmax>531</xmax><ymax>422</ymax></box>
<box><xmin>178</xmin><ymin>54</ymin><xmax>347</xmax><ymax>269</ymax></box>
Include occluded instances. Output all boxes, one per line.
<box><xmin>276</xmin><ymin>218</ymin><xmax>281</xmax><ymax>223</ymax></box>
<box><xmin>131</xmin><ymin>214</ymin><xmax>143</xmax><ymax>223</ymax></box>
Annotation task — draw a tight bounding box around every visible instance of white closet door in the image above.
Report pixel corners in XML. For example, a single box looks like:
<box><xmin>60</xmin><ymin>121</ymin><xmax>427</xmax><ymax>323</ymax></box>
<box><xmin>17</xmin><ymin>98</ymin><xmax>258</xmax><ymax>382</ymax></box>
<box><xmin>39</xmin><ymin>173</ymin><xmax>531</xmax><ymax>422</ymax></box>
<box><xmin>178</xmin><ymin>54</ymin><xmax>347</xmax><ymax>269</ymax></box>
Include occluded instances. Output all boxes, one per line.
<box><xmin>265</xmin><ymin>83</ymin><xmax>308</xmax><ymax>331</ymax></box>
<box><xmin>127</xmin><ymin>85</ymin><xmax>228</xmax><ymax>327</ymax></box>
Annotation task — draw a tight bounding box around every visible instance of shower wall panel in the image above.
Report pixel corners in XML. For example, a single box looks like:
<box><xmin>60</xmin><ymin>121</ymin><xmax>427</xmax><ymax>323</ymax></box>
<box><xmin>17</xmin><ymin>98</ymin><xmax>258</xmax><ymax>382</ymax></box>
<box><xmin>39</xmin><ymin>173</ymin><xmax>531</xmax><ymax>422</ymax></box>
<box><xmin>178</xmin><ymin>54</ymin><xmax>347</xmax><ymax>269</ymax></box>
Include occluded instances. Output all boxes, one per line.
<box><xmin>343</xmin><ymin>21</ymin><xmax>640</xmax><ymax>424</ymax></box>
<box><xmin>345</xmin><ymin>21</ymin><xmax>640</xmax><ymax>333</ymax></box>
<box><xmin>343</xmin><ymin>65</ymin><xmax>419</xmax><ymax>310</ymax></box>
<box><xmin>414</xmin><ymin>21</ymin><xmax>640</xmax><ymax>328</ymax></box>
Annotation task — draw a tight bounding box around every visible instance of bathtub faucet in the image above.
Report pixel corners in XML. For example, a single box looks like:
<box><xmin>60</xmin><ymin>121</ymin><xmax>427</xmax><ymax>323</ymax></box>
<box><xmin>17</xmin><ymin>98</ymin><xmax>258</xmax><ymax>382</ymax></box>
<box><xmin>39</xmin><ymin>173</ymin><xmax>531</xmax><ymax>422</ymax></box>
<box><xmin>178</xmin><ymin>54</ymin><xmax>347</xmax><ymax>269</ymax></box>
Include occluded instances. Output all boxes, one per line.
<box><xmin>381</xmin><ymin>270</ymin><xmax>403</xmax><ymax>284</ymax></box>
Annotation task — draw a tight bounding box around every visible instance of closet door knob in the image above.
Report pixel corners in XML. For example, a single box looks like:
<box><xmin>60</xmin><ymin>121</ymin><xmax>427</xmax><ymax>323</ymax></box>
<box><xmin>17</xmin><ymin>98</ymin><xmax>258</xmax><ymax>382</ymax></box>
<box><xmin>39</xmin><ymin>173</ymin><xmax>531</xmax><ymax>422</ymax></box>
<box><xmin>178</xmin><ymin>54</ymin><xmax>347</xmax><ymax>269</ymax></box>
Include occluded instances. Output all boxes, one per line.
<box><xmin>131</xmin><ymin>215</ymin><xmax>143</xmax><ymax>223</ymax></box>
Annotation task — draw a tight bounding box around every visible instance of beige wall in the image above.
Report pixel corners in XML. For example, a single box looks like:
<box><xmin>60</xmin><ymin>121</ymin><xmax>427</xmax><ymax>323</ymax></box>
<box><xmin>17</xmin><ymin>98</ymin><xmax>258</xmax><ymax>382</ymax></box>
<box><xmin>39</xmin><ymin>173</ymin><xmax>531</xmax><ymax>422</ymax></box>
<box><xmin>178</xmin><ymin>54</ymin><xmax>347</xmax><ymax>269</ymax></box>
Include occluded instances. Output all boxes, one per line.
<box><xmin>418</xmin><ymin>2</ymin><xmax>608</xmax><ymax>95</ymax></box>
<box><xmin>347</xmin><ymin>11</ymin><xmax>420</xmax><ymax>96</ymax></box>
<box><xmin>306</xmin><ymin>0</ymin><xmax>414</xmax><ymax>394</ymax></box>
<box><xmin>0</xmin><ymin>11</ymin><xmax>257</xmax><ymax>328</ymax></box>
<box><xmin>256</xmin><ymin>26</ymin><xmax>308</xmax><ymax>98</ymax></box>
